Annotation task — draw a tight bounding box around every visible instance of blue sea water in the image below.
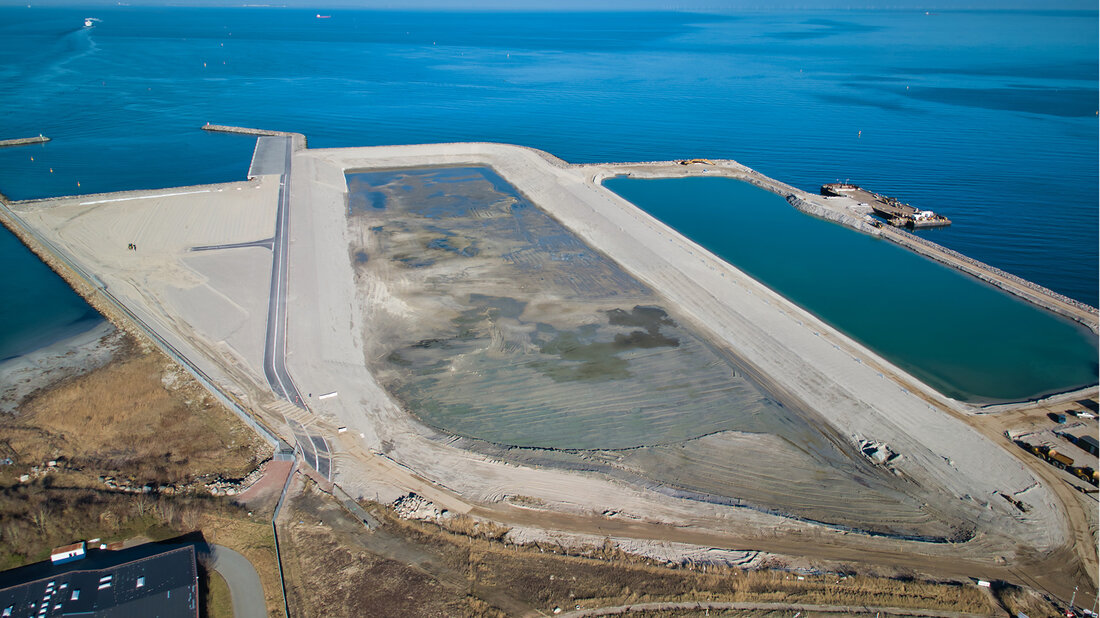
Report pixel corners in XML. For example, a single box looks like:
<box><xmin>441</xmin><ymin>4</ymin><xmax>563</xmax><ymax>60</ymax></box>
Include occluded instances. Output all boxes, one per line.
<box><xmin>605</xmin><ymin>176</ymin><xmax>1098</xmax><ymax>402</ymax></box>
<box><xmin>0</xmin><ymin>226</ymin><xmax>102</xmax><ymax>362</ymax></box>
<box><xmin>0</xmin><ymin>8</ymin><xmax>1096</xmax><ymax>366</ymax></box>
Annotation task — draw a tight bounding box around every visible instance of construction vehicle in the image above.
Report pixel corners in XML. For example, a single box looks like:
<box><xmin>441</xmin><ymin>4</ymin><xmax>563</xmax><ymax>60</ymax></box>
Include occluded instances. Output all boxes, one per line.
<box><xmin>1047</xmin><ymin>448</ymin><xmax>1074</xmax><ymax>469</ymax></box>
<box><xmin>1073</xmin><ymin>466</ymin><xmax>1098</xmax><ymax>484</ymax></box>
<box><xmin>1015</xmin><ymin>440</ymin><xmax>1098</xmax><ymax>485</ymax></box>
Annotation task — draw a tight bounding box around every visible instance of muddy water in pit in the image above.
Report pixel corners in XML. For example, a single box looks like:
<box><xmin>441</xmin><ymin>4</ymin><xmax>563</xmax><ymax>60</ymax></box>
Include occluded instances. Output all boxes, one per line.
<box><xmin>346</xmin><ymin>166</ymin><xmax>970</xmax><ymax>539</ymax></box>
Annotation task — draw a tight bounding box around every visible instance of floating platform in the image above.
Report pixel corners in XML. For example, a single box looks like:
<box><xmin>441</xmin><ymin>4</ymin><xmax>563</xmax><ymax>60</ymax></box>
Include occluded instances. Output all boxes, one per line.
<box><xmin>822</xmin><ymin>182</ymin><xmax>951</xmax><ymax>229</ymax></box>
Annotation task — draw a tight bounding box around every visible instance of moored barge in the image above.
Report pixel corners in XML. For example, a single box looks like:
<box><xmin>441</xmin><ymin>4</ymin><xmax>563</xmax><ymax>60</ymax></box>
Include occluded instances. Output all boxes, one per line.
<box><xmin>821</xmin><ymin>182</ymin><xmax>951</xmax><ymax>229</ymax></box>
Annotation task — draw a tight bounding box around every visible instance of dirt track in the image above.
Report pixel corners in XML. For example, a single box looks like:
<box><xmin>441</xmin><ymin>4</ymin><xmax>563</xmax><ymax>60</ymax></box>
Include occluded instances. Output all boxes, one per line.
<box><xmin>559</xmin><ymin>600</ymin><xmax>991</xmax><ymax>618</ymax></box>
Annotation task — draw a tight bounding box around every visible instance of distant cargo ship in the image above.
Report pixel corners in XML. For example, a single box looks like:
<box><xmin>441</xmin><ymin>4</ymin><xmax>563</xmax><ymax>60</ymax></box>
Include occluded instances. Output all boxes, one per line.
<box><xmin>821</xmin><ymin>182</ymin><xmax>951</xmax><ymax>229</ymax></box>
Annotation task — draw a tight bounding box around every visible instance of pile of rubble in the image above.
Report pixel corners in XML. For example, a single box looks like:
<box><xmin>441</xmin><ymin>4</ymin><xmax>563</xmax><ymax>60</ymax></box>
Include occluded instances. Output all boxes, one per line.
<box><xmin>392</xmin><ymin>492</ymin><xmax>449</xmax><ymax>521</ymax></box>
<box><xmin>13</xmin><ymin>454</ymin><xmax>267</xmax><ymax>499</ymax></box>
<box><xmin>204</xmin><ymin>465</ymin><xmax>265</xmax><ymax>497</ymax></box>
<box><xmin>99</xmin><ymin>476</ymin><xmax>165</xmax><ymax>495</ymax></box>
<box><xmin>97</xmin><ymin>462</ymin><xmax>267</xmax><ymax>497</ymax></box>
<box><xmin>858</xmin><ymin>438</ymin><xmax>900</xmax><ymax>466</ymax></box>
<box><xmin>17</xmin><ymin>460</ymin><xmax>66</xmax><ymax>484</ymax></box>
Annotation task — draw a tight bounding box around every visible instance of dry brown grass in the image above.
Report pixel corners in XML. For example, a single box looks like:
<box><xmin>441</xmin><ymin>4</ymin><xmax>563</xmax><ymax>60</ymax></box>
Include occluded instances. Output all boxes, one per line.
<box><xmin>199</xmin><ymin>561</ymin><xmax>233</xmax><ymax>618</ymax></box>
<box><xmin>285</xmin><ymin>523</ymin><xmax>474</xmax><ymax>617</ymax></box>
<box><xmin>200</xmin><ymin>511</ymin><xmax>283</xmax><ymax>617</ymax></box>
<box><xmin>278</xmin><ymin>475</ymin><xmax>993</xmax><ymax>617</ymax></box>
<box><xmin>0</xmin><ymin>481</ymin><xmax>217</xmax><ymax>568</ymax></box>
<box><xmin>0</xmin><ymin>335</ymin><xmax>281</xmax><ymax>615</ymax></box>
<box><xmin>380</xmin><ymin>512</ymin><xmax>993</xmax><ymax>615</ymax></box>
<box><xmin>992</xmin><ymin>582</ymin><xmax>1062</xmax><ymax>618</ymax></box>
<box><xmin>422</xmin><ymin>519</ymin><xmax>998</xmax><ymax>611</ymax></box>
<box><xmin>436</xmin><ymin>513</ymin><xmax>512</xmax><ymax>542</ymax></box>
<box><xmin>281</xmin><ymin>482</ymin><xmax>474</xmax><ymax>617</ymax></box>
<box><xmin>4</xmin><ymin>337</ymin><xmax>265</xmax><ymax>486</ymax></box>
<box><xmin>0</xmin><ymin>333</ymin><xmax>262</xmax><ymax>566</ymax></box>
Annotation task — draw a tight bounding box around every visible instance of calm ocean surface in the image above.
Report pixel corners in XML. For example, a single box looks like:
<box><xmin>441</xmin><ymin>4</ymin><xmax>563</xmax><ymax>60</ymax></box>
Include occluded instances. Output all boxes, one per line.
<box><xmin>0</xmin><ymin>8</ymin><xmax>1096</xmax><ymax>374</ymax></box>
<box><xmin>0</xmin><ymin>227</ymin><xmax>102</xmax><ymax>362</ymax></box>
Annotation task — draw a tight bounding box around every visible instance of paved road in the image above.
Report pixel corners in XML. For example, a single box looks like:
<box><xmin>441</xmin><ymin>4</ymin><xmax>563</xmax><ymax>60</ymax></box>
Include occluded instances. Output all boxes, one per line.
<box><xmin>201</xmin><ymin>544</ymin><xmax>267</xmax><ymax>618</ymax></box>
<box><xmin>191</xmin><ymin>238</ymin><xmax>274</xmax><ymax>252</ymax></box>
<box><xmin>289</xmin><ymin>419</ymin><xmax>332</xmax><ymax>481</ymax></box>
<box><xmin>249</xmin><ymin>136</ymin><xmax>289</xmax><ymax>177</ymax></box>
<box><xmin>257</xmin><ymin>149</ymin><xmax>334</xmax><ymax>481</ymax></box>
<box><xmin>262</xmin><ymin>136</ymin><xmax>305</xmax><ymax>408</ymax></box>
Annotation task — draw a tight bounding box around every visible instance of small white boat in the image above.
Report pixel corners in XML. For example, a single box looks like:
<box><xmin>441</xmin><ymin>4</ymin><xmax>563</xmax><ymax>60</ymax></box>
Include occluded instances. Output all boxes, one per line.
<box><xmin>84</xmin><ymin>18</ymin><xmax>94</xmax><ymax>27</ymax></box>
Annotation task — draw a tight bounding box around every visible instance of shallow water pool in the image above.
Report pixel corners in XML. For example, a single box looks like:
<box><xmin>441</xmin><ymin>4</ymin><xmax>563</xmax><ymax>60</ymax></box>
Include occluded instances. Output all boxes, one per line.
<box><xmin>604</xmin><ymin>176</ymin><xmax>1098</xmax><ymax>403</ymax></box>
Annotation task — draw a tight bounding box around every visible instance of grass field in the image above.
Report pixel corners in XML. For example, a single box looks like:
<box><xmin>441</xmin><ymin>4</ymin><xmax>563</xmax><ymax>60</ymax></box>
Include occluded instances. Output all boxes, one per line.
<box><xmin>199</xmin><ymin>562</ymin><xmax>233</xmax><ymax>618</ymax></box>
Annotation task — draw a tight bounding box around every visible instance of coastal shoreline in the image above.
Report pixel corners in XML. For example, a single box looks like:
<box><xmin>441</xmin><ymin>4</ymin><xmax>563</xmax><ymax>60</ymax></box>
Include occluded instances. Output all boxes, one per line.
<box><xmin>2</xmin><ymin>137</ymin><xmax>1092</xmax><ymax>429</ymax></box>
<box><xmin>0</xmin><ymin>136</ymin><xmax>1095</xmax><ymax>601</ymax></box>
<box><xmin>0</xmin><ymin>314</ymin><xmax>102</xmax><ymax>366</ymax></box>
<box><xmin>0</xmin><ymin>139</ymin><xmax>1092</xmax><ymax>440</ymax></box>
<box><xmin>0</xmin><ymin>320</ymin><xmax>120</xmax><ymax>414</ymax></box>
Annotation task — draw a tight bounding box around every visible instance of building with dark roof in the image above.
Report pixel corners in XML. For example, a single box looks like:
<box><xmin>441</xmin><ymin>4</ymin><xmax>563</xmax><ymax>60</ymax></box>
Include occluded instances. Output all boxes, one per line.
<box><xmin>0</xmin><ymin>543</ymin><xmax>198</xmax><ymax>618</ymax></box>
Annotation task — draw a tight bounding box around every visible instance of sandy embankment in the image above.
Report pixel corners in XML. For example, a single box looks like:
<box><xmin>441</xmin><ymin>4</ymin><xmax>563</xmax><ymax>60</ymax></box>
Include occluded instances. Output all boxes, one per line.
<box><xmin>288</xmin><ymin>143</ymin><xmax>1068</xmax><ymax>559</ymax></box>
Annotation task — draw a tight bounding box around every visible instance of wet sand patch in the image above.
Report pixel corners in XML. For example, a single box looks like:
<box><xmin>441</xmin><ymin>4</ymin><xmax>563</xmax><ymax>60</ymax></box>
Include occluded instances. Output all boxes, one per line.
<box><xmin>345</xmin><ymin>165</ymin><xmax>970</xmax><ymax>538</ymax></box>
